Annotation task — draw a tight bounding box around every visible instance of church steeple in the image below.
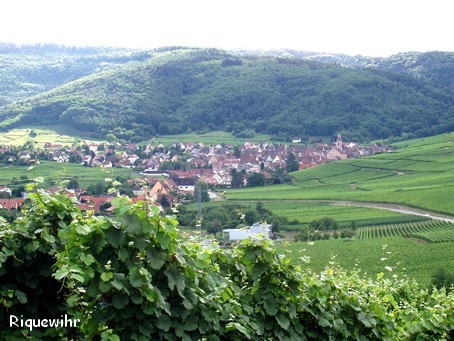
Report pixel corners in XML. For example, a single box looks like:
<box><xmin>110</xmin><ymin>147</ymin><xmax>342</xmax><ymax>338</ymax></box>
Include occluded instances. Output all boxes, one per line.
<box><xmin>335</xmin><ymin>134</ymin><xmax>343</xmax><ymax>151</ymax></box>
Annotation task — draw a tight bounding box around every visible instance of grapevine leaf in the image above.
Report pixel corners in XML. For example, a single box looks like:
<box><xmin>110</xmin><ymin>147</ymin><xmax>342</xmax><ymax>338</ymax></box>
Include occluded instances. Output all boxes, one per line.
<box><xmin>112</xmin><ymin>294</ymin><xmax>129</xmax><ymax>309</ymax></box>
<box><xmin>155</xmin><ymin>314</ymin><xmax>171</xmax><ymax>331</ymax></box>
<box><xmin>15</xmin><ymin>290</ymin><xmax>27</xmax><ymax>304</ymax></box>
<box><xmin>276</xmin><ymin>313</ymin><xmax>290</xmax><ymax>330</ymax></box>
<box><xmin>165</xmin><ymin>267</ymin><xmax>185</xmax><ymax>294</ymax></box>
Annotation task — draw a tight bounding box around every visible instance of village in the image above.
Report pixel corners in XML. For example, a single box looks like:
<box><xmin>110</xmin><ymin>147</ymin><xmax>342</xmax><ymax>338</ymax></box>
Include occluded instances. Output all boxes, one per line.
<box><xmin>0</xmin><ymin>135</ymin><xmax>388</xmax><ymax>213</ymax></box>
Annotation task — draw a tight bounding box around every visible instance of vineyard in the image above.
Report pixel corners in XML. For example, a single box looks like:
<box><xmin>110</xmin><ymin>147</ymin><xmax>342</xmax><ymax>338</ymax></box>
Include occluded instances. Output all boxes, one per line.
<box><xmin>357</xmin><ymin>220</ymin><xmax>454</xmax><ymax>242</ymax></box>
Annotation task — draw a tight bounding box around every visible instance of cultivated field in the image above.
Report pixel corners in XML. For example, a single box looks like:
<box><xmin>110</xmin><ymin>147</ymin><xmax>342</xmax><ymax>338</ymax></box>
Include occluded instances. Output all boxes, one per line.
<box><xmin>357</xmin><ymin>220</ymin><xmax>454</xmax><ymax>242</ymax></box>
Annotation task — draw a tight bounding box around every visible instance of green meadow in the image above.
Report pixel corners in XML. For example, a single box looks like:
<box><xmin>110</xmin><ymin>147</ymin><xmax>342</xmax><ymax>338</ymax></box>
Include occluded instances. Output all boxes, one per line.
<box><xmin>226</xmin><ymin>132</ymin><xmax>454</xmax><ymax>215</ymax></box>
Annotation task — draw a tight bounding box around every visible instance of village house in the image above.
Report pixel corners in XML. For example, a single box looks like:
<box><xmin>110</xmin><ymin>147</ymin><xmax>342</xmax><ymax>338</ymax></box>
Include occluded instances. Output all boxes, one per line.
<box><xmin>0</xmin><ymin>186</ymin><xmax>12</xmax><ymax>196</ymax></box>
<box><xmin>173</xmin><ymin>178</ymin><xmax>197</xmax><ymax>192</ymax></box>
<box><xmin>0</xmin><ymin>198</ymin><xmax>24</xmax><ymax>210</ymax></box>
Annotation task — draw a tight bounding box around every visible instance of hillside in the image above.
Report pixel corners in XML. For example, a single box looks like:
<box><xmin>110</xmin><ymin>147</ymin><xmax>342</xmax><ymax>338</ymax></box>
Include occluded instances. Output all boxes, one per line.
<box><xmin>0</xmin><ymin>47</ymin><xmax>452</xmax><ymax>141</ymax></box>
<box><xmin>225</xmin><ymin>133</ymin><xmax>454</xmax><ymax>215</ymax></box>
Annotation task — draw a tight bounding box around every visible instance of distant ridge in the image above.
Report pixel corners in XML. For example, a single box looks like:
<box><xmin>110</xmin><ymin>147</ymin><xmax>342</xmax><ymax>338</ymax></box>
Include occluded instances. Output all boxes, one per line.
<box><xmin>0</xmin><ymin>45</ymin><xmax>452</xmax><ymax>142</ymax></box>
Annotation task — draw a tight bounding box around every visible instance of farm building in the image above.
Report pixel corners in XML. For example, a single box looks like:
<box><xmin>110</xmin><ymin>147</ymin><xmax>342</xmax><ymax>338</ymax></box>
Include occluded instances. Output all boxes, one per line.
<box><xmin>223</xmin><ymin>222</ymin><xmax>272</xmax><ymax>241</ymax></box>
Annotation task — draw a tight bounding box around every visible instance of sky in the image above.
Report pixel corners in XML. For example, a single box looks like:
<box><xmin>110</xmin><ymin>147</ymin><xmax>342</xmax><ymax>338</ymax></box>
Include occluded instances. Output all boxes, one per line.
<box><xmin>1</xmin><ymin>0</ymin><xmax>453</xmax><ymax>57</ymax></box>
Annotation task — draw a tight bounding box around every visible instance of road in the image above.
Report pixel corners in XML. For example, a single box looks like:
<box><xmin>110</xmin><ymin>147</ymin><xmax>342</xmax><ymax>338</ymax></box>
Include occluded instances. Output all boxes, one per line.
<box><xmin>332</xmin><ymin>201</ymin><xmax>454</xmax><ymax>223</ymax></box>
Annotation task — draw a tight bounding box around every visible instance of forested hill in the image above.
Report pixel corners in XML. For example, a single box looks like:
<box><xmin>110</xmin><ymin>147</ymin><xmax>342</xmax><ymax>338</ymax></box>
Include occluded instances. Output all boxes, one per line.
<box><xmin>298</xmin><ymin>50</ymin><xmax>454</xmax><ymax>93</ymax></box>
<box><xmin>0</xmin><ymin>45</ymin><xmax>452</xmax><ymax>142</ymax></box>
<box><xmin>0</xmin><ymin>43</ymin><xmax>149</xmax><ymax>106</ymax></box>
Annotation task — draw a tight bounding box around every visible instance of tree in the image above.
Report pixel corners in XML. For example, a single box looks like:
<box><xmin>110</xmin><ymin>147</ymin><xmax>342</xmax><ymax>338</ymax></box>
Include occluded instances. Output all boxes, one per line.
<box><xmin>194</xmin><ymin>182</ymin><xmax>209</xmax><ymax>202</ymax></box>
<box><xmin>11</xmin><ymin>185</ymin><xmax>25</xmax><ymax>198</ymax></box>
<box><xmin>230</xmin><ymin>169</ymin><xmax>244</xmax><ymax>188</ymax></box>
<box><xmin>87</xmin><ymin>182</ymin><xmax>107</xmax><ymax>196</ymax></box>
<box><xmin>244</xmin><ymin>209</ymin><xmax>258</xmax><ymax>225</ymax></box>
<box><xmin>271</xmin><ymin>218</ymin><xmax>281</xmax><ymax>233</ymax></box>
<box><xmin>285</xmin><ymin>152</ymin><xmax>299</xmax><ymax>173</ymax></box>
<box><xmin>66</xmin><ymin>178</ymin><xmax>79</xmax><ymax>189</ymax></box>
<box><xmin>159</xmin><ymin>195</ymin><xmax>171</xmax><ymax>208</ymax></box>
<box><xmin>233</xmin><ymin>146</ymin><xmax>242</xmax><ymax>158</ymax></box>
<box><xmin>247</xmin><ymin>172</ymin><xmax>265</xmax><ymax>187</ymax></box>
<box><xmin>105</xmin><ymin>133</ymin><xmax>117</xmax><ymax>142</ymax></box>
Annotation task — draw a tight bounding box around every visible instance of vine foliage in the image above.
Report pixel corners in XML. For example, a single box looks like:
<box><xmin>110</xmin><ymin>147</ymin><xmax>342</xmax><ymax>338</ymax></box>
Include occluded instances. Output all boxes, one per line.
<box><xmin>1</xmin><ymin>190</ymin><xmax>453</xmax><ymax>340</ymax></box>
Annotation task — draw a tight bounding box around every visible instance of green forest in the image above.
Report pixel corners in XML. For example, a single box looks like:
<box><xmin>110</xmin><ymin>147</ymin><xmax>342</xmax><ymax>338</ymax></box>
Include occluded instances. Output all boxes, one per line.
<box><xmin>0</xmin><ymin>45</ymin><xmax>452</xmax><ymax>142</ymax></box>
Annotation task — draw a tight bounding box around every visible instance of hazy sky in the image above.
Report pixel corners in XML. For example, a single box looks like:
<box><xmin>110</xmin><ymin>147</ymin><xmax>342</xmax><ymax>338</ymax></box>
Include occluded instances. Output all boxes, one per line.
<box><xmin>1</xmin><ymin>0</ymin><xmax>452</xmax><ymax>56</ymax></box>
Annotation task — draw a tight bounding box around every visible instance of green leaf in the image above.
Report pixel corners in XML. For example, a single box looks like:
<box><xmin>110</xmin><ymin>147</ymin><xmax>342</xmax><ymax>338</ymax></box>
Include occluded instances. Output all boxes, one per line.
<box><xmin>155</xmin><ymin>314</ymin><xmax>171</xmax><ymax>332</ymax></box>
<box><xmin>226</xmin><ymin>322</ymin><xmax>249</xmax><ymax>336</ymax></box>
<box><xmin>358</xmin><ymin>312</ymin><xmax>376</xmax><ymax>328</ymax></box>
<box><xmin>165</xmin><ymin>267</ymin><xmax>185</xmax><ymax>294</ymax></box>
<box><xmin>101</xmin><ymin>271</ymin><xmax>113</xmax><ymax>282</ymax></box>
<box><xmin>147</xmin><ymin>249</ymin><xmax>166</xmax><ymax>270</ymax></box>
<box><xmin>157</xmin><ymin>232</ymin><xmax>172</xmax><ymax>248</ymax></box>
<box><xmin>123</xmin><ymin>214</ymin><xmax>141</xmax><ymax>234</ymax></box>
<box><xmin>76</xmin><ymin>224</ymin><xmax>94</xmax><ymax>235</ymax></box>
<box><xmin>67</xmin><ymin>294</ymin><xmax>79</xmax><ymax>307</ymax></box>
<box><xmin>318</xmin><ymin>317</ymin><xmax>331</xmax><ymax>327</ymax></box>
<box><xmin>111</xmin><ymin>279</ymin><xmax>124</xmax><ymax>291</ymax></box>
<box><xmin>264</xmin><ymin>300</ymin><xmax>278</xmax><ymax>315</ymax></box>
<box><xmin>276</xmin><ymin>313</ymin><xmax>290</xmax><ymax>330</ymax></box>
<box><xmin>130</xmin><ymin>293</ymin><xmax>143</xmax><ymax>305</ymax></box>
<box><xmin>112</xmin><ymin>294</ymin><xmax>129</xmax><ymax>309</ymax></box>
<box><xmin>15</xmin><ymin>290</ymin><xmax>27</xmax><ymax>304</ymax></box>
<box><xmin>72</xmin><ymin>273</ymin><xmax>85</xmax><ymax>283</ymax></box>
<box><xmin>99</xmin><ymin>281</ymin><xmax>111</xmax><ymax>293</ymax></box>
<box><xmin>54</xmin><ymin>266</ymin><xmax>69</xmax><ymax>280</ymax></box>
<box><xmin>184</xmin><ymin>315</ymin><xmax>198</xmax><ymax>331</ymax></box>
<box><xmin>81</xmin><ymin>253</ymin><xmax>95</xmax><ymax>266</ymax></box>
<box><xmin>129</xmin><ymin>274</ymin><xmax>143</xmax><ymax>288</ymax></box>
<box><xmin>118</xmin><ymin>248</ymin><xmax>129</xmax><ymax>261</ymax></box>
<box><xmin>183</xmin><ymin>298</ymin><xmax>193</xmax><ymax>310</ymax></box>
<box><xmin>0</xmin><ymin>251</ymin><xmax>7</xmax><ymax>264</ymax></box>
<box><xmin>42</xmin><ymin>228</ymin><xmax>56</xmax><ymax>244</ymax></box>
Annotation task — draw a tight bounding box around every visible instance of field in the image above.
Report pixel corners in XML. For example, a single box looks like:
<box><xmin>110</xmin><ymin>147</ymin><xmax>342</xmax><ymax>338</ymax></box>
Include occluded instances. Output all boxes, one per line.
<box><xmin>279</xmin><ymin>237</ymin><xmax>454</xmax><ymax>287</ymax></box>
<box><xmin>226</xmin><ymin>132</ymin><xmax>454</xmax><ymax>215</ymax></box>
<box><xmin>357</xmin><ymin>220</ymin><xmax>454</xmax><ymax>242</ymax></box>
<box><xmin>0</xmin><ymin>125</ymin><xmax>100</xmax><ymax>147</ymax></box>
<box><xmin>0</xmin><ymin>161</ymin><xmax>136</xmax><ymax>189</ymax></box>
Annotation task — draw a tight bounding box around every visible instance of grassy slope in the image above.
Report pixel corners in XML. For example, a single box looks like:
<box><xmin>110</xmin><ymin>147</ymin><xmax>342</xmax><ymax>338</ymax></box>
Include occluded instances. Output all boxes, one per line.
<box><xmin>226</xmin><ymin>132</ymin><xmax>454</xmax><ymax>215</ymax></box>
